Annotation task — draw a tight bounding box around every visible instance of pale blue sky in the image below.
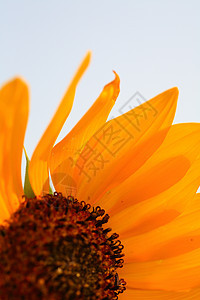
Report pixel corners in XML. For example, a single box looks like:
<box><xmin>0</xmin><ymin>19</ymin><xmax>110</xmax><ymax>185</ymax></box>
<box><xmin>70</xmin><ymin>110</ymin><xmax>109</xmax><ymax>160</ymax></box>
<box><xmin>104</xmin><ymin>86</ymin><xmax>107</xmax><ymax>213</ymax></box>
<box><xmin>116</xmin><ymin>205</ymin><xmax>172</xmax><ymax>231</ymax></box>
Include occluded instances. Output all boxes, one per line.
<box><xmin>0</xmin><ymin>0</ymin><xmax>200</xmax><ymax>159</ymax></box>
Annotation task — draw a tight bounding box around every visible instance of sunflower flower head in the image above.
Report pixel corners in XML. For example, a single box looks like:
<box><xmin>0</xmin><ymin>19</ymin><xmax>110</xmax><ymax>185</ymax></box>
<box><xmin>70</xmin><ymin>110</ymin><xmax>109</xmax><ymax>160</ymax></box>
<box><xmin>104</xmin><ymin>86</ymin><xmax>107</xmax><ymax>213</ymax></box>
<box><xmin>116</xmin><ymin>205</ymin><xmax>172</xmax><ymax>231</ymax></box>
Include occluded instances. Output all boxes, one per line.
<box><xmin>0</xmin><ymin>52</ymin><xmax>200</xmax><ymax>299</ymax></box>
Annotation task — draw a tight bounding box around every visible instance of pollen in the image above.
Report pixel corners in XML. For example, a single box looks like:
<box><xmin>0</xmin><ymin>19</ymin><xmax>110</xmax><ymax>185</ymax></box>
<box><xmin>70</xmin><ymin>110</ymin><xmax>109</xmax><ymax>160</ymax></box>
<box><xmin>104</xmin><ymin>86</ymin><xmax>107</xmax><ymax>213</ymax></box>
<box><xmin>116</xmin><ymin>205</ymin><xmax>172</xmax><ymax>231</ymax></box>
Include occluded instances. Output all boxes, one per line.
<box><xmin>0</xmin><ymin>192</ymin><xmax>126</xmax><ymax>300</ymax></box>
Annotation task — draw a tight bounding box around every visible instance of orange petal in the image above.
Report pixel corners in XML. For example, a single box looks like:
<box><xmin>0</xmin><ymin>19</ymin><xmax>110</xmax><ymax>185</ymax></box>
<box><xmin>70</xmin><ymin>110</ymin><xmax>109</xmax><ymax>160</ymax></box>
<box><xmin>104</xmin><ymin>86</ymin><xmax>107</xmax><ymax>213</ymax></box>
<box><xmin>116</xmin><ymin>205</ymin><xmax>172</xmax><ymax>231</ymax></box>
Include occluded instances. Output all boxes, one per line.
<box><xmin>0</xmin><ymin>194</ymin><xmax>10</xmax><ymax>224</ymax></box>
<box><xmin>99</xmin><ymin>123</ymin><xmax>200</xmax><ymax>215</ymax></box>
<box><xmin>109</xmin><ymin>159</ymin><xmax>200</xmax><ymax>239</ymax></box>
<box><xmin>73</xmin><ymin>87</ymin><xmax>178</xmax><ymax>203</ymax></box>
<box><xmin>120</xmin><ymin>287</ymin><xmax>200</xmax><ymax>300</ymax></box>
<box><xmin>50</xmin><ymin>72</ymin><xmax>120</xmax><ymax>196</ymax></box>
<box><xmin>122</xmin><ymin>196</ymin><xmax>200</xmax><ymax>263</ymax></box>
<box><xmin>182</xmin><ymin>193</ymin><xmax>200</xmax><ymax>215</ymax></box>
<box><xmin>29</xmin><ymin>52</ymin><xmax>91</xmax><ymax>196</ymax></box>
<box><xmin>119</xmin><ymin>248</ymin><xmax>200</xmax><ymax>291</ymax></box>
<box><xmin>0</xmin><ymin>78</ymin><xmax>29</xmax><ymax>220</ymax></box>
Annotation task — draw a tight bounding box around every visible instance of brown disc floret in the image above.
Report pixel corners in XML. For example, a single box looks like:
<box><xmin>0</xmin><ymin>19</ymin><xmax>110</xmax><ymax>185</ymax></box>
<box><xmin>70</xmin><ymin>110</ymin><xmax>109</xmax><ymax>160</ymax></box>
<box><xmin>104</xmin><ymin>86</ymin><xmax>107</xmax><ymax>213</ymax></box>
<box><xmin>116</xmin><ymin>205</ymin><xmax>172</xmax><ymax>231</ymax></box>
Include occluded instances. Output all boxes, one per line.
<box><xmin>0</xmin><ymin>192</ymin><xmax>126</xmax><ymax>300</ymax></box>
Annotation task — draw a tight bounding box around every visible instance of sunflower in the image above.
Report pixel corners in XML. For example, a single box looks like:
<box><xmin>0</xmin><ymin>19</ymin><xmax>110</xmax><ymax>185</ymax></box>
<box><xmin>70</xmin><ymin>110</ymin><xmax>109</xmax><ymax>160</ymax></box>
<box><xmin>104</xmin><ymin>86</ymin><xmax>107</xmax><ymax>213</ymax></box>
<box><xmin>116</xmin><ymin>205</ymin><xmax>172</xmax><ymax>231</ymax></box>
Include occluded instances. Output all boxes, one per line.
<box><xmin>0</xmin><ymin>52</ymin><xmax>200</xmax><ymax>300</ymax></box>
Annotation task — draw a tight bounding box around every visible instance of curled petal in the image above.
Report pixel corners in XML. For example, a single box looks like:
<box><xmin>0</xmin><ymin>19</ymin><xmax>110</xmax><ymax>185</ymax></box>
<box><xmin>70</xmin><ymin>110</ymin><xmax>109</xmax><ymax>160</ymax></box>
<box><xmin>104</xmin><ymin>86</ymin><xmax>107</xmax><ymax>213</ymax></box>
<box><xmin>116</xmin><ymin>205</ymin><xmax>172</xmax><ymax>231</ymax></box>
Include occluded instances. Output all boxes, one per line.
<box><xmin>50</xmin><ymin>72</ymin><xmax>120</xmax><ymax>196</ymax></box>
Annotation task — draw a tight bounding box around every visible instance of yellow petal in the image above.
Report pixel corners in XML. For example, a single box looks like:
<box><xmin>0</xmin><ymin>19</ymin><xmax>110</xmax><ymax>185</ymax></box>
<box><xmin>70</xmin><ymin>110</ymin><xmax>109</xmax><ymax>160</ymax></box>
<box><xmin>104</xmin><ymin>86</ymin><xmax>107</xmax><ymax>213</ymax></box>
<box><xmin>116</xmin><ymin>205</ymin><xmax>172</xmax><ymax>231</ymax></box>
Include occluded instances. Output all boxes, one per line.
<box><xmin>109</xmin><ymin>159</ymin><xmax>200</xmax><ymax>239</ymax></box>
<box><xmin>119</xmin><ymin>248</ymin><xmax>200</xmax><ymax>291</ymax></box>
<box><xmin>0</xmin><ymin>194</ymin><xmax>10</xmax><ymax>224</ymax></box>
<box><xmin>0</xmin><ymin>78</ymin><xmax>29</xmax><ymax>219</ymax></box>
<box><xmin>99</xmin><ymin>123</ymin><xmax>200</xmax><ymax>215</ymax></box>
<box><xmin>29</xmin><ymin>52</ymin><xmax>91</xmax><ymax>196</ymax></box>
<box><xmin>120</xmin><ymin>287</ymin><xmax>200</xmax><ymax>300</ymax></box>
<box><xmin>182</xmin><ymin>193</ymin><xmax>200</xmax><ymax>215</ymax></box>
<box><xmin>123</xmin><ymin>197</ymin><xmax>200</xmax><ymax>263</ymax></box>
<box><xmin>50</xmin><ymin>72</ymin><xmax>120</xmax><ymax>196</ymax></box>
<box><xmin>73</xmin><ymin>87</ymin><xmax>178</xmax><ymax>203</ymax></box>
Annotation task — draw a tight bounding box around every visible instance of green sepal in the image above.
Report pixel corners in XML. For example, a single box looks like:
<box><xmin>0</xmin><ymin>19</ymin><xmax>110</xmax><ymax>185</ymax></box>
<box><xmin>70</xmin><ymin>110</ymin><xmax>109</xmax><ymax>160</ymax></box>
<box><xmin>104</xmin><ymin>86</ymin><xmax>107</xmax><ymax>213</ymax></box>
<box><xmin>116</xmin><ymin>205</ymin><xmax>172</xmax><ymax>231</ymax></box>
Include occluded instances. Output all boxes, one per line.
<box><xmin>23</xmin><ymin>148</ymin><xmax>36</xmax><ymax>198</ymax></box>
<box><xmin>49</xmin><ymin>183</ymin><xmax>53</xmax><ymax>195</ymax></box>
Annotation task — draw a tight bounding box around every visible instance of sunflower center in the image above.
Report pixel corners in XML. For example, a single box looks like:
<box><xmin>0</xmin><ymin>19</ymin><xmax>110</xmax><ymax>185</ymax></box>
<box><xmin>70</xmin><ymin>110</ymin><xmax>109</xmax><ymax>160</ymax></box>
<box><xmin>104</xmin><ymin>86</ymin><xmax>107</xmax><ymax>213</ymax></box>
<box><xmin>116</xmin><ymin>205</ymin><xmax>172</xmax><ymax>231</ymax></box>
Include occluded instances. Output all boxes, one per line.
<box><xmin>0</xmin><ymin>192</ymin><xmax>126</xmax><ymax>300</ymax></box>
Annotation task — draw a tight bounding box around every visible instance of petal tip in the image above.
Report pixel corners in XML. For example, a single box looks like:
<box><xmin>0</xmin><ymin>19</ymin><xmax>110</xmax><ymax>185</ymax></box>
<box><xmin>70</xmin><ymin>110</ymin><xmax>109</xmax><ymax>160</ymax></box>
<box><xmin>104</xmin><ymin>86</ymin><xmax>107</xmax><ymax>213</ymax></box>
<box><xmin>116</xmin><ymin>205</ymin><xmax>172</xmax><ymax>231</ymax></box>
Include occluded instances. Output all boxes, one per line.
<box><xmin>110</xmin><ymin>70</ymin><xmax>120</xmax><ymax>101</ymax></box>
<box><xmin>84</xmin><ymin>51</ymin><xmax>92</xmax><ymax>66</ymax></box>
<box><xmin>157</xmin><ymin>86</ymin><xmax>179</xmax><ymax>106</ymax></box>
<box><xmin>14</xmin><ymin>76</ymin><xmax>28</xmax><ymax>86</ymax></box>
<box><xmin>112</xmin><ymin>70</ymin><xmax>120</xmax><ymax>83</ymax></box>
<box><xmin>168</xmin><ymin>86</ymin><xmax>179</xmax><ymax>97</ymax></box>
<box><xmin>1</xmin><ymin>77</ymin><xmax>28</xmax><ymax>91</ymax></box>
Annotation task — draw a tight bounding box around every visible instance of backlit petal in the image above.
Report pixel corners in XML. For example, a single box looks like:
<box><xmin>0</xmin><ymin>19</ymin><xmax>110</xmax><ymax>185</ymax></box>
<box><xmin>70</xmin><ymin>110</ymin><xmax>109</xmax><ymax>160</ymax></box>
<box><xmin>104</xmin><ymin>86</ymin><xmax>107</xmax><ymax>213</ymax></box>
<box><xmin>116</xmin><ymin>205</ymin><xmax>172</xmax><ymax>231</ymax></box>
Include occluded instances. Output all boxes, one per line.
<box><xmin>0</xmin><ymin>78</ymin><xmax>29</xmax><ymax>219</ymax></box>
<box><xmin>182</xmin><ymin>193</ymin><xmax>200</xmax><ymax>215</ymax></box>
<box><xmin>99</xmin><ymin>123</ymin><xmax>200</xmax><ymax>215</ymax></box>
<box><xmin>120</xmin><ymin>287</ymin><xmax>200</xmax><ymax>300</ymax></box>
<box><xmin>29</xmin><ymin>52</ymin><xmax>91</xmax><ymax>195</ymax></box>
<box><xmin>73</xmin><ymin>87</ymin><xmax>178</xmax><ymax>203</ymax></box>
<box><xmin>50</xmin><ymin>72</ymin><xmax>120</xmax><ymax>195</ymax></box>
<box><xmin>119</xmin><ymin>248</ymin><xmax>200</xmax><ymax>291</ymax></box>
<box><xmin>123</xmin><ymin>194</ymin><xmax>200</xmax><ymax>262</ymax></box>
<box><xmin>109</xmin><ymin>159</ymin><xmax>200</xmax><ymax>239</ymax></box>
